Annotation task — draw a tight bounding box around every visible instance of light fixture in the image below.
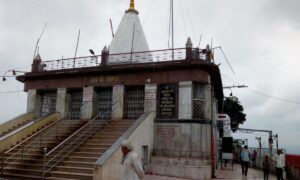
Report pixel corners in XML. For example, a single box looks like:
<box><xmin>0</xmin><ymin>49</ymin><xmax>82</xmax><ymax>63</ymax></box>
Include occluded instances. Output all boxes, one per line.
<box><xmin>89</xmin><ymin>49</ymin><xmax>95</xmax><ymax>56</ymax></box>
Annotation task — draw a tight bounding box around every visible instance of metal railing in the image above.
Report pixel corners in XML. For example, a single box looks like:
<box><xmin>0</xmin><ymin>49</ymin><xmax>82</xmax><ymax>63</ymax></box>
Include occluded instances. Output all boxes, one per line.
<box><xmin>1</xmin><ymin>113</ymin><xmax>71</xmax><ymax>176</ymax></box>
<box><xmin>42</xmin><ymin>48</ymin><xmax>207</xmax><ymax>71</ymax></box>
<box><xmin>41</xmin><ymin>111</ymin><xmax>110</xmax><ymax>179</ymax></box>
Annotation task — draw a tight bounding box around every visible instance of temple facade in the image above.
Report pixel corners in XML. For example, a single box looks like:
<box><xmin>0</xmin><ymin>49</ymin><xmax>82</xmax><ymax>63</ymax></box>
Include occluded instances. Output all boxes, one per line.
<box><xmin>1</xmin><ymin>1</ymin><xmax>224</xmax><ymax>179</ymax></box>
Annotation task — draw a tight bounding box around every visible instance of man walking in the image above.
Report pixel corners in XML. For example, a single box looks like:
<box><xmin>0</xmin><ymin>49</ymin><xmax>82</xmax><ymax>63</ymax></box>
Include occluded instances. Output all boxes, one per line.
<box><xmin>121</xmin><ymin>140</ymin><xmax>144</xmax><ymax>180</ymax></box>
<box><xmin>240</xmin><ymin>145</ymin><xmax>250</xmax><ymax>176</ymax></box>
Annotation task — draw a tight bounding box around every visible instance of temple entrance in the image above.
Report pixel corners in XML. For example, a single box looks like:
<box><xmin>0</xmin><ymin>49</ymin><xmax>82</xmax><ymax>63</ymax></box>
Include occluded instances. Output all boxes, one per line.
<box><xmin>40</xmin><ymin>92</ymin><xmax>57</xmax><ymax>117</ymax></box>
<box><xmin>95</xmin><ymin>87</ymin><xmax>112</xmax><ymax>119</ymax></box>
<box><xmin>125</xmin><ymin>86</ymin><xmax>144</xmax><ymax>119</ymax></box>
<box><xmin>70</xmin><ymin>90</ymin><xmax>83</xmax><ymax>119</ymax></box>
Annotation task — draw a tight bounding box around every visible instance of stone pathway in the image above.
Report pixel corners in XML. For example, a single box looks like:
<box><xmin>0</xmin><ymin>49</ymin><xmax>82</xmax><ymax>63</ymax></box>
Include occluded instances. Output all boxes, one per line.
<box><xmin>144</xmin><ymin>164</ymin><xmax>277</xmax><ymax>180</ymax></box>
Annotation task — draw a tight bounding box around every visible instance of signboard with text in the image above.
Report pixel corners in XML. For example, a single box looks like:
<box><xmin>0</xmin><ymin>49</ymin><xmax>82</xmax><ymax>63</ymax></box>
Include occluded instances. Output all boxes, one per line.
<box><xmin>158</xmin><ymin>84</ymin><xmax>177</xmax><ymax>118</ymax></box>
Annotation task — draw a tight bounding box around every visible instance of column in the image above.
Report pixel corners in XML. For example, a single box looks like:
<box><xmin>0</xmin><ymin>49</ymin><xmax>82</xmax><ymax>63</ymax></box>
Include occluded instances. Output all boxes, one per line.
<box><xmin>204</xmin><ymin>76</ymin><xmax>212</xmax><ymax>120</ymax></box>
<box><xmin>179</xmin><ymin>81</ymin><xmax>192</xmax><ymax>119</ymax></box>
<box><xmin>56</xmin><ymin>88</ymin><xmax>70</xmax><ymax>116</ymax></box>
<box><xmin>112</xmin><ymin>85</ymin><xmax>124</xmax><ymax>120</ymax></box>
<box><xmin>144</xmin><ymin>84</ymin><xmax>157</xmax><ymax>113</ymax></box>
<box><xmin>81</xmin><ymin>86</ymin><xmax>95</xmax><ymax>120</ymax></box>
<box><xmin>27</xmin><ymin>89</ymin><xmax>42</xmax><ymax>118</ymax></box>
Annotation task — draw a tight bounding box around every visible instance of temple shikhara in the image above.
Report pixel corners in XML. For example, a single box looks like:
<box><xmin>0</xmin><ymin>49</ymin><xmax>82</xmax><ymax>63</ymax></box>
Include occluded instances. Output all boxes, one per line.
<box><xmin>0</xmin><ymin>0</ymin><xmax>224</xmax><ymax>179</ymax></box>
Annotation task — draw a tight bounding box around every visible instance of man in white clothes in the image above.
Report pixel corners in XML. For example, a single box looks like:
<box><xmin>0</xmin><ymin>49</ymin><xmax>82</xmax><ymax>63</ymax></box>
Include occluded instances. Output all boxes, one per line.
<box><xmin>273</xmin><ymin>149</ymin><xmax>285</xmax><ymax>180</ymax></box>
<box><xmin>121</xmin><ymin>140</ymin><xmax>144</xmax><ymax>180</ymax></box>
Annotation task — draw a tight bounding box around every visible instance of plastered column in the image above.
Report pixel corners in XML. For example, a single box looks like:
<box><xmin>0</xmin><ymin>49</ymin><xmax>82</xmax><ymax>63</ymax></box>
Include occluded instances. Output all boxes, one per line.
<box><xmin>27</xmin><ymin>89</ymin><xmax>42</xmax><ymax>118</ymax></box>
<box><xmin>81</xmin><ymin>86</ymin><xmax>95</xmax><ymax>120</ymax></box>
<box><xmin>179</xmin><ymin>81</ymin><xmax>192</xmax><ymax>119</ymax></box>
<box><xmin>112</xmin><ymin>85</ymin><xmax>124</xmax><ymax>120</ymax></box>
<box><xmin>144</xmin><ymin>84</ymin><xmax>157</xmax><ymax>113</ymax></box>
<box><xmin>56</xmin><ymin>88</ymin><xmax>70</xmax><ymax>116</ymax></box>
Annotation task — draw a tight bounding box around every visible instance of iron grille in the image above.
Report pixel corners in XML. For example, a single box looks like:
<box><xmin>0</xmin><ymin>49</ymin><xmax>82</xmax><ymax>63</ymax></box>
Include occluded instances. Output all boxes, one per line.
<box><xmin>96</xmin><ymin>88</ymin><xmax>112</xmax><ymax>119</ymax></box>
<box><xmin>193</xmin><ymin>83</ymin><xmax>206</xmax><ymax>119</ymax></box>
<box><xmin>192</xmin><ymin>99</ymin><xmax>205</xmax><ymax>119</ymax></box>
<box><xmin>40</xmin><ymin>93</ymin><xmax>57</xmax><ymax>117</ymax></box>
<box><xmin>126</xmin><ymin>87</ymin><xmax>144</xmax><ymax>119</ymax></box>
<box><xmin>70</xmin><ymin>92</ymin><xmax>82</xmax><ymax>119</ymax></box>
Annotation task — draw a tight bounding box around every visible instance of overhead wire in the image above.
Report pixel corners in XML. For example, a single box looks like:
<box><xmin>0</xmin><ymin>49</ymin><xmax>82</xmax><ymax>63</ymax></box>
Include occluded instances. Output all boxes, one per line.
<box><xmin>182</xmin><ymin>0</ymin><xmax>197</xmax><ymax>39</ymax></box>
<box><xmin>206</xmin><ymin>62</ymin><xmax>300</xmax><ymax>105</ymax></box>
<box><xmin>179</xmin><ymin>0</ymin><xmax>188</xmax><ymax>38</ymax></box>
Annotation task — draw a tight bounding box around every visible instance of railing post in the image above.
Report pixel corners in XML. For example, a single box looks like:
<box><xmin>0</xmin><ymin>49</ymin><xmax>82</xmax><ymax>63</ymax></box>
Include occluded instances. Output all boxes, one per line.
<box><xmin>42</xmin><ymin>147</ymin><xmax>47</xmax><ymax>180</ymax></box>
<box><xmin>40</xmin><ymin>133</ymin><xmax>43</xmax><ymax>149</ymax></box>
<box><xmin>1</xmin><ymin>153</ymin><xmax>4</xmax><ymax>177</ymax></box>
<box><xmin>21</xmin><ymin>143</ymin><xmax>24</xmax><ymax>161</ymax></box>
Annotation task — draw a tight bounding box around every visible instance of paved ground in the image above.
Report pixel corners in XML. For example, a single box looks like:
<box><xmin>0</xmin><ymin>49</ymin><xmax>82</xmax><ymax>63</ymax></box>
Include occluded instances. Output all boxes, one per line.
<box><xmin>144</xmin><ymin>164</ymin><xmax>277</xmax><ymax>180</ymax></box>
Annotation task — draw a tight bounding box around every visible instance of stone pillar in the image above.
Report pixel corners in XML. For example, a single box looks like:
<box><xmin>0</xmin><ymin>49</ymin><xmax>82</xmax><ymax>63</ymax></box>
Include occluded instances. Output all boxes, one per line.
<box><xmin>179</xmin><ymin>81</ymin><xmax>192</xmax><ymax>119</ymax></box>
<box><xmin>27</xmin><ymin>89</ymin><xmax>42</xmax><ymax>118</ymax></box>
<box><xmin>144</xmin><ymin>84</ymin><xmax>157</xmax><ymax>113</ymax></box>
<box><xmin>81</xmin><ymin>86</ymin><xmax>95</xmax><ymax>120</ymax></box>
<box><xmin>112</xmin><ymin>85</ymin><xmax>124</xmax><ymax>120</ymax></box>
<box><xmin>56</xmin><ymin>88</ymin><xmax>70</xmax><ymax>116</ymax></box>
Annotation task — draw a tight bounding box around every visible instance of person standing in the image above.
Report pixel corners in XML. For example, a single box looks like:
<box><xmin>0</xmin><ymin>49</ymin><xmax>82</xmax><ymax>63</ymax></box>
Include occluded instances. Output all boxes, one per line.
<box><xmin>251</xmin><ymin>150</ymin><xmax>257</xmax><ymax>168</ymax></box>
<box><xmin>263</xmin><ymin>155</ymin><xmax>270</xmax><ymax>180</ymax></box>
<box><xmin>121</xmin><ymin>140</ymin><xmax>144</xmax><ymax>180</ymax></box>
<box><xmin>274</xmin><ymin>149</ymin><xmax>285</xmax><ymax>180</ymax></box>
<box><xmin>240</xmin><ymin>145</ymin><xmax>250</xmax><ymax>176</ymax></box>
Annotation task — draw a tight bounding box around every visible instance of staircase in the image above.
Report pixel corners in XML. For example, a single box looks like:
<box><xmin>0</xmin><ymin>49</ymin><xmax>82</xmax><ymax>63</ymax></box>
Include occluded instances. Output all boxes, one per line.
<box><xmin>1</xmin><ymin>119</ymin><xmax>85</xmax><ymax>180</ymax></box>
<box><xmin>46</xmin><ymin>119</ymin><xmax>134</xmax><ymax>180</ymax></box>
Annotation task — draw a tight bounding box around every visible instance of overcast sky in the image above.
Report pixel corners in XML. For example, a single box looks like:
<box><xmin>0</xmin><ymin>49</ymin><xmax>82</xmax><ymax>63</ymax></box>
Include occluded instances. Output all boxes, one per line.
<box><xmin>0</xmin><ymin>0</ymin><xmax>300</xmax><ymax>154</ymax></box>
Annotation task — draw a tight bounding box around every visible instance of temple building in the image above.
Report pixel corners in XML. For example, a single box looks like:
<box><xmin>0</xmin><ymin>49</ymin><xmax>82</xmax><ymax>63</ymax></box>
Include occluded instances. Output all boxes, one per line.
<box><xmin>0</xmin><ymin>0</ymin><xmax>223</xmax><ymax>179</ymax></box>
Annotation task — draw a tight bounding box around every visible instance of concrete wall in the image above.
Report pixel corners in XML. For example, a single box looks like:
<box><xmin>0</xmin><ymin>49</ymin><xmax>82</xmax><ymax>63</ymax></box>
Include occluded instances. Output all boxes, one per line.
<box><xmin>179</xmin><ymin>81</ymin><xmax>192</xmax><ymax>119</ymax></box>
<box><xmin>93</xmin><ymin>112</ymin><xmax>155</xmax><ymax>180</ymax></box>
<box><xmin>0</xmin><ymin>113</ymin><xmax>61</xmax><ymax>152</ymax></box>
<box><xmin>112</xmin><ymin>85</ymin><xmax>124</xmax><ymax>120</ymax></box>
<box><xmin>153</xmin><ymin>123</ymin><xmax>211</xmax><ymax>161</ymax></box>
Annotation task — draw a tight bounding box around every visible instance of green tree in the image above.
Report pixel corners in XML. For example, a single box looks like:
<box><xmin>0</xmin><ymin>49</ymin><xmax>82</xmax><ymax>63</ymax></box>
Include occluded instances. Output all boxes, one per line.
<box><xmin>223</xmin><ymin>96</ymin><xmax>246</xmax><ymax>132</ymax></box>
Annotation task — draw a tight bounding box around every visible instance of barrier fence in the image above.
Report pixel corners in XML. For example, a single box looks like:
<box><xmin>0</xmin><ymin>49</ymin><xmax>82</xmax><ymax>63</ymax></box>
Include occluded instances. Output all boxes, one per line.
<box><xmin>286</xmin><ymin>154</ymin><xmax>300</xmax><ymax>179</ymax></box>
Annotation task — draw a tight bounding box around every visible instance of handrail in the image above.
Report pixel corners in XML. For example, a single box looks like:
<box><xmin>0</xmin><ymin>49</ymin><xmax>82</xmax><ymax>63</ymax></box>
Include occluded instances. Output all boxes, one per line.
<box><xmin>42</xmin><ymin>111</ymin><xmax>110</xmax><ymax>179</ymax></box>
<box><xmin>43</xmin><ymin>48</ymin><xmax>189</xmax><ymax>63</ymax></box>
<box><xmin>1</xmin><ymin>113</ymin><xmax>70</xmax><ymax>177</ymax></box>
<box><xmin>46</xmin><ymin>113</ymin><xmax>101</xmax><ymax>156</ymax></box>
<box><xmin>4</xmin><ymin>113</ymin><xmax>68</xmax><ymax>154</ymax></box>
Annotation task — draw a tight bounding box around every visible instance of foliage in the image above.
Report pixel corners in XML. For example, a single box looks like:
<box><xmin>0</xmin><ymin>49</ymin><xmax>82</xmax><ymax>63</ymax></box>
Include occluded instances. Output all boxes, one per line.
<box><xmin>223</xmin><ymin>96</ymin><xmax>246</xmax><ymax>132</ymax></box>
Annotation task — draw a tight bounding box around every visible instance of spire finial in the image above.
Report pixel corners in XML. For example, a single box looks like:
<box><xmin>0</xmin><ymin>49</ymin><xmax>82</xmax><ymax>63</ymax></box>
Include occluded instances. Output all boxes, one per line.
<box><xmin>126</xmin><ymin>0</ymin><xmax>138</xmax><ymax>14</ymax></box>
<box><xmin>129</xmin><ymin>0</ymin><xmax>135</xmax><ymax>11</ymax></box>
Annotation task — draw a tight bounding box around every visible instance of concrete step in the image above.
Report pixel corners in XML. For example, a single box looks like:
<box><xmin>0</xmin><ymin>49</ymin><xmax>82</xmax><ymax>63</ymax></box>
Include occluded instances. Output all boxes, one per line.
<box><xmin>3</xmin><ymin>172</ymin><xmax>42</xmax><ymax>180</ymax></box>
<box><xmin>71</xmin><ymin>152</ymin><xmax>102</xmax><ymax>158</ymax></box>
<box><xmin>80</xmin><ymin>144</ymin><xmax>112</xmax><ymax>149</ymax></box>
<box><xmin>61</xmin><ymin>161</ymin><xmax>94</xmax><ymax>168</ymax></box>
<box><xmin>144</xmin><ymin>163</ymin><xmax>211</xmax><ymax>180</ymax></box>
<box><xmin>77</xmin><ymin>147</ymin><xmax>107</xmax><ymax>153</ymax></box>
<box><xmin>65</xmin><ymin>156</ymin><xmax>98</xmax><ymax>163</ymax></box>
<box><xmin>4</xmin><ymin>166</ymin><xmax>43</xmax><ymax>177</ymax></box>
<box><xmin>49</xmin><ymin>171</ymin><xmax>92</xmax><ymax>180</ymax></box>
<box><xmin>46</xmin><ymin>177</ymin><xmax>79</xmax><ymax>180</ymax></box>
<box><xmin>53</xmin><ymin>166</ymin><xmax>93</xmax><ymax>174</ymax></box>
